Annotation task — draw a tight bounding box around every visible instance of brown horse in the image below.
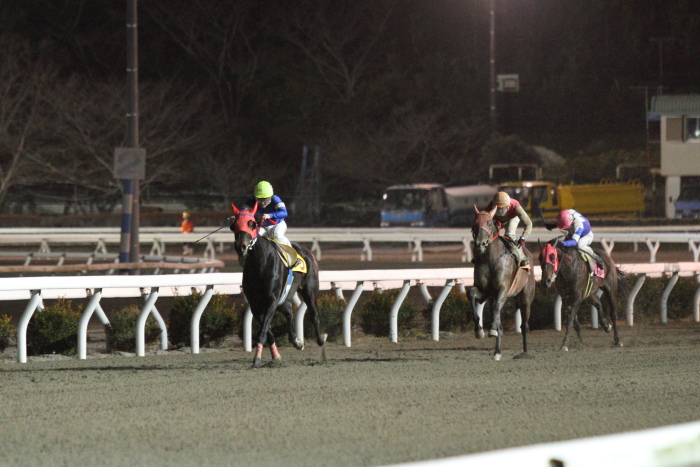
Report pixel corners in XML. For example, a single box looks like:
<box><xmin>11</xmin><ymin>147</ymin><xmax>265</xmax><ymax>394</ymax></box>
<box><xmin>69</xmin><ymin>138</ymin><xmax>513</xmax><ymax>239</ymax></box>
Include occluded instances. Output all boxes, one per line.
<box><xmin>230</xmin><ymin>202</ymin><xmax>326</xmax><ymax>368</ymax></box>
<box><xmin>538</xmin><ymin>238</ymin><xmax>627</xmax><ymax>351</ymax></box>
<box><xmin>469</xmin><ymin>205</ymin><xmax>536</xmax><ymax>360</ymax></box>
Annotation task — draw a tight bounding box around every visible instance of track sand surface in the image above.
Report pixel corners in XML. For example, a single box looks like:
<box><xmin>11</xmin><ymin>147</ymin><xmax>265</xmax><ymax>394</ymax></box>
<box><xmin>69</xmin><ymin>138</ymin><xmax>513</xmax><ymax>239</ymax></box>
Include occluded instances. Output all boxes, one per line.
<box><xmin>1</xmin><ymin>323</ymin><xmax>699</xmax><ymax>467</ymax></box>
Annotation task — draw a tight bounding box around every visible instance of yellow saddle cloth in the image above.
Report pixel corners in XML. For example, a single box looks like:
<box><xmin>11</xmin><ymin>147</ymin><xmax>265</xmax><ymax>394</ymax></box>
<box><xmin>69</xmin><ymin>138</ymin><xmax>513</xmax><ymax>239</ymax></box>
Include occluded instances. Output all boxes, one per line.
<box><xmin>271</xmin><ymin>239</ymin><xmax>308</xmax><ymax>273</ymax></box>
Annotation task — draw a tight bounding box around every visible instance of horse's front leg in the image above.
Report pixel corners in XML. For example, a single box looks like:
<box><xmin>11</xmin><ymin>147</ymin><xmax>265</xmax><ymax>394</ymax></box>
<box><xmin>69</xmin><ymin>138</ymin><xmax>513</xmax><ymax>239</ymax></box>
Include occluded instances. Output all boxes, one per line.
<box><xmin>252</xmin><ymin>304</ymin><xmax>278</xmax><ymax>369</ymax></box>
<box><xmin>468</xmin><ymin>286</ymin><xmax>486</xmax><ymax>339</ymax></box>
<box><xmin>489</xmin><ymin>293</ymin><xmax>507</xmax><ymax>361</ymax></box>
<box><xmin>560</xmin><ymin>299</ymin><xmax>582</xmax><ymax>352</ymax></box>
<box><xmin>266</xmin><ymin>329</ymin><xmax>281</xmax><ymax>360</ymax></box>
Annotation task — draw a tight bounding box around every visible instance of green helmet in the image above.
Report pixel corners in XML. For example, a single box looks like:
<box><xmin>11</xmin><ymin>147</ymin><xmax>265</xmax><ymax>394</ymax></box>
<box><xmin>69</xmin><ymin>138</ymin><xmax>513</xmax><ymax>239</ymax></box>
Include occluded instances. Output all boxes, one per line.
<box><xmin>254</xmin><ymin>180</ymin><xmax>274</xmax><ymax>198</ymax></box>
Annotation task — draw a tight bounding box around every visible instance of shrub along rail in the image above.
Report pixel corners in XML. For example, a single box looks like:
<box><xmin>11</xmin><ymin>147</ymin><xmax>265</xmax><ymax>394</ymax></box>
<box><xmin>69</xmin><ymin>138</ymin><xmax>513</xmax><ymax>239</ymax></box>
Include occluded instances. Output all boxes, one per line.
<box><xmin>1</xmin><ymin>262</ymin><xmax>698</xmax><ymax>363</ymax></box>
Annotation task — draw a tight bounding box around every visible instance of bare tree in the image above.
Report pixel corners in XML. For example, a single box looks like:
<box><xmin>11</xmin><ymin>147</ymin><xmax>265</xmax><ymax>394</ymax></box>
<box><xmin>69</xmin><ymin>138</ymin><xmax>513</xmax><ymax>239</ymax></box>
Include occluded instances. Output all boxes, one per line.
<box><xmin>27</xmin><ymin>76</ymin><xmax>215</xmax><ymax>213</ymax></box>
<box><xmin>0</xmin><ymin>36</ymin><xmax>57</xmax><ymax>211</ymax></box>
<box><xmin>274</xmin><ymin>0</ymin><xmax>394</xmax><ymax>103</ymax></box>
<box><xmin>321</xmin><ymin>105</ymin><xmax>491</xmax><ymax>196</ymax></box>
<box><xmin>143</xmin><ymin>0</ymin><xmax>264</xmax><ymax>126</ymax></box>
<box><xmin>192</xmin><ymin>137</ymin><xmax>289</xmax><ymax>208</ymax></box>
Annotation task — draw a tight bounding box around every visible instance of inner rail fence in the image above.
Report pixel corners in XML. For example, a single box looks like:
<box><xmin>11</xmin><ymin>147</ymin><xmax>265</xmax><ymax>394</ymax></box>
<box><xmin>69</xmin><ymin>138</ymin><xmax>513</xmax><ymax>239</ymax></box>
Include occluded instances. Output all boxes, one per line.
<box><xmin>2</xmin><ymin>262</ymin><xmax>698</xmax><ymax>363</ymax></box>
<box><xmin>0</xmin><ymin>226</ymin><xmax>699</xmax><ymax>263</ymax></box>
<box><xmin>0</xmin><ymin>251</ymin><xmax>223</xmax><ymax>275</ymax></box>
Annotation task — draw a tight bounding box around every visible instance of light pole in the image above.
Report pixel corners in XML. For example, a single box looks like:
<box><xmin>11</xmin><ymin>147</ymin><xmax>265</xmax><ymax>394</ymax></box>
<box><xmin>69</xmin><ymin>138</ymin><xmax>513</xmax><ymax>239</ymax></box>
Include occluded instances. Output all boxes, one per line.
<box><xmin>650</xmin><ymin>36</ymin><xmax>672</xmax><ymax>94</ymax></box>
<box><xmin>119</xmin><ymin>0</ymin><xmax>141</xmax><ymax>270</ymax></box>
<box><xmin>489</xmin><ymin>0</ymin><xmax>497</xmax><ymax>131</ymax></box>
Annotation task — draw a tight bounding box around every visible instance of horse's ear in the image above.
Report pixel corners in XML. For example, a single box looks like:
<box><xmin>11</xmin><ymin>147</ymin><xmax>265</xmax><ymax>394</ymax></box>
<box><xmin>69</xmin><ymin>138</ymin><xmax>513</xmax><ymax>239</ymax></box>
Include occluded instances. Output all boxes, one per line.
<box><xmin>488</xmin><ymin>205</ymin><xmax>498</xmax><ymax>218</ymax></box>
<box><xmin>250</xmin><ymin>201</ymin><xmax>259</xmax><ymax>215</ymax></box>
<box><xmin>231</xmin><ymin>203</ymin><xmax>240</xmax><ymax>215</ymax></box>
<box><xmin>473</xmin><ymin>204</ymin><xmax>480</xmax><ymax>215</ymax></box>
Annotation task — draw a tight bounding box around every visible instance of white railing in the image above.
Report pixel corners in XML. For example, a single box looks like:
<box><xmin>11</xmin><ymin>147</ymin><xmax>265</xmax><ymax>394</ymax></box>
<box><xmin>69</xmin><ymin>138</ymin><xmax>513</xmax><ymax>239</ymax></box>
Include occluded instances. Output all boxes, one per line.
<box><xmin>0</xmin><ymin>251</ymin><xmax>222</xmax><ymax>274</ymax></box>
<box><xmin>2</xmin><ymin>262</ymin><xmax>699</xmax><ymax>363</ymax></box>
<box><xmin>387</xmin><ymin>419</ymin><xmax>700</xmax><ymax>467</ymax></box>
<box><xmin>0</xmin><ymin>226</ymin><xmax>699</xmax><ymax>262</ymax></box>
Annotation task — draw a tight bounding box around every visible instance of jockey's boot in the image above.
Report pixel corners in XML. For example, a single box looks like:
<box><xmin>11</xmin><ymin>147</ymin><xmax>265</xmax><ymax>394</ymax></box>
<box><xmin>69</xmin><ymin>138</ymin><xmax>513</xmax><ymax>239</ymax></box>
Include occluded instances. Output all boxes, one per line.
<box><xmin>515</xmin><ymin>248</ymin><xmax>530</xmax><ymax>269</ymax></box>
<box><xmin>593</xmin><ymin>253</ymin><xmax>604</xmax><ymax>270</ymax></box>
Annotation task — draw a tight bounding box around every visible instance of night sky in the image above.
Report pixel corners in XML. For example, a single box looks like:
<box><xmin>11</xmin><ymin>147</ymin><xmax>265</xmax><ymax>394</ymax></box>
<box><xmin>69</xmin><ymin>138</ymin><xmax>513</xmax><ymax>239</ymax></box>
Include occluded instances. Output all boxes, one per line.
<box><xmin>1</xmin><ymin>0</ymin><xmax>698</xmax><ymax>210</ymax></box>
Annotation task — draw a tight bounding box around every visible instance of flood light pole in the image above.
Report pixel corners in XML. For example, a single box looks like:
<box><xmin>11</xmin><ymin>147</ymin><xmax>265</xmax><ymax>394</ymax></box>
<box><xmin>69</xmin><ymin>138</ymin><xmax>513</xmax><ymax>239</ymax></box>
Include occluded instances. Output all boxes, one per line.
<box><xmin>489</xmin><ymin>0</ymin><xmax>497</xmax><ymax>131</ymax></box>
<box><xmin>119</xmin><ymin>0</ymin><xmax>141</xmax><ymax>270</ymax></box>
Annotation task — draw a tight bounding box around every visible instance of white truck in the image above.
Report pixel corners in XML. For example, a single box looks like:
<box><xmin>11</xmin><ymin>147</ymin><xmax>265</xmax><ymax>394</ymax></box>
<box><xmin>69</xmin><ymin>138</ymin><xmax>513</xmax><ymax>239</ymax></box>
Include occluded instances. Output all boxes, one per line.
<box><xmin>380</xmin><ymin>184</ymin><xmax>498</xmax><ymax>227</ymax></box>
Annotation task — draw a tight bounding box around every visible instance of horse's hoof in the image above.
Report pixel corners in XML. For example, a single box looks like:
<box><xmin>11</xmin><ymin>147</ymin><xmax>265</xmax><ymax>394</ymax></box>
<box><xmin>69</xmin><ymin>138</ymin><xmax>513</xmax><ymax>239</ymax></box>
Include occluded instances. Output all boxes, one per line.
<box><xmin>475</xmin><ymin>329</ymin><xmax>485</xmax><ymax>339</ymax></box>
<box><xmin>251</xmin><ymin>357</ymin><xmax>263</xmax><ymax>369</ymax></box>
<box><xmin>513</xmin><ymin>352</ymin><xmax>534</xmax><ymax>360</ymax></box>
<box><xmin>616</xmin><ymin>341</ymin><xmax>623</xmax><ymax>347</ymax></box>
<box><xmin>604</xmin><ymin>324</ymin><xmax>612</xmax><ymax>333</ymax></box>
<box><xmin>318</xmin><ymin>333</ymin><xmax>328</xmax><ymax>346</ymax></box>
<box><xmin>294</xmin><ymin>338</ymin><xmax>305</xmax><ymax>350</ymax></box>
<box><xmin>488</xmin><ymin>329</ymin><xmax>498</xmax><ymax>338</ymax></box>
<box><xmin>560</xmin><ymin>346</ymin><xmax>568</xmax><ymax>352</ymax></box>
<box><xmin>493</xmin><ymin>353</ymin><xmax>502</xmax><ymax>361</ymax></box>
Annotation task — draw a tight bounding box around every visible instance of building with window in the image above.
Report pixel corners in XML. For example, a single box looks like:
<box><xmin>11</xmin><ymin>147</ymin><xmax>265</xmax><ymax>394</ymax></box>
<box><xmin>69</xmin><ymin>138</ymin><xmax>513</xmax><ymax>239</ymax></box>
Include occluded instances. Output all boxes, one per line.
<box><xmin>648</xmin><ymin>94</ymin><xmax>700</xmax><ymax>218</ymax></box>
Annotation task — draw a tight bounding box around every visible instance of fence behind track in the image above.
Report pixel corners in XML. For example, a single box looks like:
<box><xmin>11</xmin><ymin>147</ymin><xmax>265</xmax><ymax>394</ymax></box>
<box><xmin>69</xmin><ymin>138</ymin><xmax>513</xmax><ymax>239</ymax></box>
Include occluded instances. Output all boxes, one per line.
<box><xmin>0</xmin><ymin>226</ymin><xmax>699</xmax><ymax>263</ymax></box>
<box><xmin>1</xmin><ymin>262</ymin><xmax>698</xmax><ymax>364</ymax></box>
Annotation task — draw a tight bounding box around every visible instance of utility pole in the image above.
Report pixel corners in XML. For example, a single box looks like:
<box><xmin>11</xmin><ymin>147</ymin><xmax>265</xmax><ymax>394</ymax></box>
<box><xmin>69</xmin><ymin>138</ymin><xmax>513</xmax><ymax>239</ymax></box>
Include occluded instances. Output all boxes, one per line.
<box><xmin>489</xmin><ymin>0</ymin><xmax>497</xmax><ymax>131</ymax></box>
<box><xmin>649</xmin><ymin>37</ymin><xmax>672</xmax><ymax>94</ymax></box>
<box><xmin>118</xmin><ymin>0</ymin><xmax>143</xmax><ymax>271</ymax></box>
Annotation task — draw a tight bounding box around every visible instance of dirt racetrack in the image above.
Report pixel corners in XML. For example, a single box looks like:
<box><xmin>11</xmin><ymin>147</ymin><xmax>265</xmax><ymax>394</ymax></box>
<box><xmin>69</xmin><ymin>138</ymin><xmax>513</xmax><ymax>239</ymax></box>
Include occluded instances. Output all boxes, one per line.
<box><xmin>1</xmin><ymin>321</ymin><xmax>700</xmax><ymax>466</ymax></box>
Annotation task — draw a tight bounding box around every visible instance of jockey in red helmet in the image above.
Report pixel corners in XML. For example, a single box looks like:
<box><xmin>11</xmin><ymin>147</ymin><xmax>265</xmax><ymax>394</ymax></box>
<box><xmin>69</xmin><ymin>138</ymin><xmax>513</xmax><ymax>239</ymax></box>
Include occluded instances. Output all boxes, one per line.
<box><xmin>556</xmin><ymin>209</ymin><xmax>603</xmax><ymax>268</ymax></box>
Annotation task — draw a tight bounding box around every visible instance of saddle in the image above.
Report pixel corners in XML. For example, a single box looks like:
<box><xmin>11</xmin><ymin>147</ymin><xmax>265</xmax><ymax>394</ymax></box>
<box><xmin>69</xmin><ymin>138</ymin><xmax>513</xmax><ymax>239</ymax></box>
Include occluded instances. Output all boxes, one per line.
<box><xmin>578</xmin><ymin>250</ymin><xmax>605</xmax><ymax>279</ymax></box>
<box><xmin>499</xmin><ymin>236</ymin><xmax>531</xmax><ymax>270</ymax></box>
<box><xmin>270</xmin><ymin>239</ymin><xmax>307</xmax><ymax>274</ymax></box>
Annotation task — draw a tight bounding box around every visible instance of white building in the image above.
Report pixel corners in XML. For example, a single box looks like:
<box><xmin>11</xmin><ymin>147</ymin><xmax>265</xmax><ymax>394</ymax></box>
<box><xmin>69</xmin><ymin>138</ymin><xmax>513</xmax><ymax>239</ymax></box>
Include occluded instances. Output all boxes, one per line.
<box><xmin>649</xmin><ymin>94</ymin><xmax>700</xmax><ymax>218</ymax></box>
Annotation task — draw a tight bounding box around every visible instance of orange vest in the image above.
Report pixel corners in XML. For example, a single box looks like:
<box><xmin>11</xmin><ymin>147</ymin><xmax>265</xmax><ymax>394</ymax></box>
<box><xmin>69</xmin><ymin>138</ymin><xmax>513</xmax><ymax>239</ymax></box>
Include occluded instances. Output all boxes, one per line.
<box><xmin>181</xmin><ymin>219</ymin><xmax>194</xmax><ymax>234</ymax></box>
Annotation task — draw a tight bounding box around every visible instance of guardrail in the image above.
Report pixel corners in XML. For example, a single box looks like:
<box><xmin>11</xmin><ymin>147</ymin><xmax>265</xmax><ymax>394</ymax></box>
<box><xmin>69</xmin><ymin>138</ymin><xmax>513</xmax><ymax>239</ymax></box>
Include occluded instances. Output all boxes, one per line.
<box><xmin>0</xmin><ymin>226</ymin><xmax>699</xmax><ymax>263</ymax></box>
<box><xmin>389</xmin><ymin>419</ymin><xmax>700</xmax><ymax>467</ymax></box>
<box><xmin>2</xmin><ymin>262</ymin><xmax>699</xmax><ymax>363</ymax></box>
<box><xmin>0</xmin><ymin>251</ymin><xmax>222</xmax><ymax>275</ymax></box>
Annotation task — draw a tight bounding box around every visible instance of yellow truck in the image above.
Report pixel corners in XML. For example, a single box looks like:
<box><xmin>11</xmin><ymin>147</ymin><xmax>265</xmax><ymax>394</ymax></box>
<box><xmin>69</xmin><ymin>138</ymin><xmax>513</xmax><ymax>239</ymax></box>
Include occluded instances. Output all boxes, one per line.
<box><xmin>497</xmin><ymin>180</ymin><xmax>645</xmax><ymax>218</ymax></box>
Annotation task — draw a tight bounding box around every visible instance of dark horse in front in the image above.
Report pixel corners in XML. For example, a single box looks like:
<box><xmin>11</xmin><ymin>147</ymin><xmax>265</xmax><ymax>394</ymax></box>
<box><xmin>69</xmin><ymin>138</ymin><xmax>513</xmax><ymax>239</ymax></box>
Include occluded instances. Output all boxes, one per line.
<box><xmin>538</xmin><ymin>238</ymin><xmax>627</xmax><ymax>351</ymax></box>
<box><xmin>230</xmin><ymin>202</ymin><xmax>326</xmax><ymax>368</ymax></box>
<box><xmin>470</xmin><ymin>206</ymin><xmax>536</xmax><ymax>360</ymax></box>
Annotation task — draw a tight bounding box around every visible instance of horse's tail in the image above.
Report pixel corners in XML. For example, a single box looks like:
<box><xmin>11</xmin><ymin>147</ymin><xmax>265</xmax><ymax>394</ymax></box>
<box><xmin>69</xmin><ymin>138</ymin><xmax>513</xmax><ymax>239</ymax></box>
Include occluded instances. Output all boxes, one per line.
<box><xmin>615</xmin><ymin>266</ymin><xmax>631</xmax><ymax>297</ymax></box>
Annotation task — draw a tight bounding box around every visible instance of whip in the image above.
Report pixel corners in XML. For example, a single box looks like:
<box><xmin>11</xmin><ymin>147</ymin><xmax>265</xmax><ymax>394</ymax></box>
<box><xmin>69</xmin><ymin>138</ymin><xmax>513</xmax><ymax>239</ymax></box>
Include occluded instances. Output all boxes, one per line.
<box><xmin>184</xmin><ymin>225</ymin><xmax>227</xmax><ymax>248</ymax></box>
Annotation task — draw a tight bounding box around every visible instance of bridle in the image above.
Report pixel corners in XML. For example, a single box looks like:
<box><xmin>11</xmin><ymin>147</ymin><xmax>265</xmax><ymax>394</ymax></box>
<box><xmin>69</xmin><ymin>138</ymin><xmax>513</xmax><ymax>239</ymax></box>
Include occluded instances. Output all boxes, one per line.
<box><xmin>541</xmin><ymin>240</ymin><xmax>561</xmax><ymax>279</ymax></box>
<box><xmin>472</xmin><ymin>210</ymin><xmax>500</xmax><ymax>244</ymax></box>
<box><xmin>230</xmin><ymin>202</ymin><xmax>260</xmax><ymax>257</ymax></box>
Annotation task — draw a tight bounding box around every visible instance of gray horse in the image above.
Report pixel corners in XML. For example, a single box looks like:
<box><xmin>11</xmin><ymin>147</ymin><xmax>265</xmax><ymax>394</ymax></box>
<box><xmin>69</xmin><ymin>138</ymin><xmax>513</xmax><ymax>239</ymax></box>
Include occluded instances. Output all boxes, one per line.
<box><xmin>469</xmin><ymin>205</ymin><xmax>536</xmax><ymax>360</ymax></box>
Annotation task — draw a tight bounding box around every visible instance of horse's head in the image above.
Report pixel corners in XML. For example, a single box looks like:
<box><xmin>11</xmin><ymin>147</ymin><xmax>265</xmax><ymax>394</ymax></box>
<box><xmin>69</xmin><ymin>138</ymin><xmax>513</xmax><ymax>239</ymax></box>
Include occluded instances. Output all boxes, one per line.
<box><xmin>539</xmin><ymin>238</ymin><xmax>560</xmax><ymax>288</ymax></box>
<box><xmin>471</xmin><ymin>204</ymin><xmax>499</xmax><ymax>254</ymax></box>
<box><xmin>230</xmin><ymin>202</ymin><xmax>260</xmax><ymax>258</ymax></box>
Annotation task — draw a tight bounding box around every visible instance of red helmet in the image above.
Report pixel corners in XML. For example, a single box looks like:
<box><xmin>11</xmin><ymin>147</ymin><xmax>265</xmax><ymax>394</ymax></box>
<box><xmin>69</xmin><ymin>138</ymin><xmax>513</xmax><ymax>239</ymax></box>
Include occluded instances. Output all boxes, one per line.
<box><xmin>557</xmin><ymin>210</ymin><xmax>573</xmax><ymax>229</ymax></box>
